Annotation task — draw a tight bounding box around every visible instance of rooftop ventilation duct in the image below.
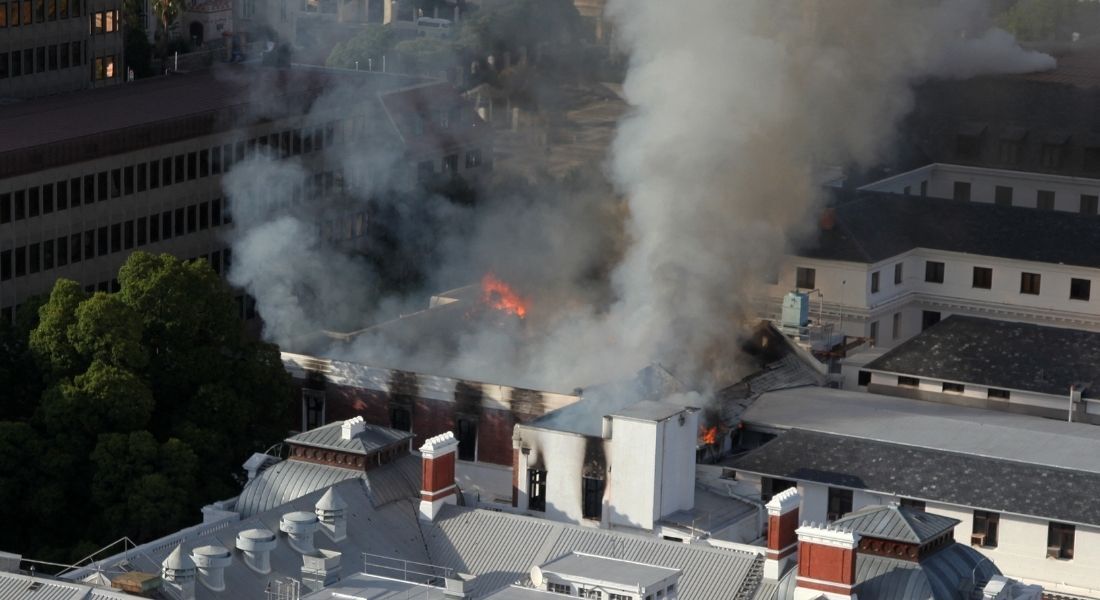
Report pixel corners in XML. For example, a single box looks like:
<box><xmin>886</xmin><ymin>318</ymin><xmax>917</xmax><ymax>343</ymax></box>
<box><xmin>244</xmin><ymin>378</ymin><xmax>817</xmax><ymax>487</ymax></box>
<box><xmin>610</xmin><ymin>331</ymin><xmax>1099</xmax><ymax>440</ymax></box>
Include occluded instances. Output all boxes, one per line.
<box><xmin>301</xmin><ymin>549</ymin><xmax>342</xmax><ymax>593</ymax></box>
<box><xmin>315</xmin><ymin>487</ymin><xmax>348</xmax><ymax>541</ymax></box>
<box><xmin>280</xmin><ymin>511</ymin><xmax>320</xmax><ymax>554</ymax></box>
<box><xmin>190</xmin><ymin>545</ymin><xmax>231</xmax><ymax>592</ymax></box>
<box><xmin>236</xmin><ymin>528</ymin><xmax>277</xmax><ymax>574</ymax></box>
<box><xmin>161</xmin><ymin>544</ymin><xmax>196</xmax><ymax>600</ymax></box>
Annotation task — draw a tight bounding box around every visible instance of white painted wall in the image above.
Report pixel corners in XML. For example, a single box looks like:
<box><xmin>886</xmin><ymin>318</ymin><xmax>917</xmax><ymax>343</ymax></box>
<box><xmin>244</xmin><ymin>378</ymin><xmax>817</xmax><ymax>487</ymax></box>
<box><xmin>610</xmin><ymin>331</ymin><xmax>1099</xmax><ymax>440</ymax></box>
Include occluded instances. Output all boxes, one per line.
<box><xmin>608</xmin><ymin>417</ymin><xmax>659</xmax><ymax>530</ymax></box>
<box><xmin>657</xmin><ymin>409</ymin><xmax>699</xmax><ymax>520</ymax></box>
<box><xmin>514</xmin><ymin>426</ymin><xmax>591</xmax><ymax>525</ymax></box>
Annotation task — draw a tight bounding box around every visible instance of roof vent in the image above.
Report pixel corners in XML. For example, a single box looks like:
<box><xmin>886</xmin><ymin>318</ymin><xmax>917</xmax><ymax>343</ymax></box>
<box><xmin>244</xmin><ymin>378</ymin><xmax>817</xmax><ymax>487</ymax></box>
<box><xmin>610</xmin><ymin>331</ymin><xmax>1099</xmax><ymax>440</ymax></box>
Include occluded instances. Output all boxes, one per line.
<box><xmin>190</xmin><ymin>545</ymin><xmax>232</xmax><ymax>592</ymax></box>
<box><xmin>236</xmin><ymin>528</ymin><xmax>277</xmax><ymax>574</ymax></box>
<box><xmin>315</xmin><ymin>487</ymin><xmax>348</xmax><ymax>541</ymax></box>
<box><xmin>280</xmin><ymin>511</ymin><xmax>319</xmax><ymax>554</ymax></box>
<box><xmin>341</xmin><ymin>416</ymin><xmax>366</xmax><ymax>440</ymax></box>
<box><xmin>161</xmin><ymin>544</ymin><xmax>196</xmax><ymax>600</ymax></box>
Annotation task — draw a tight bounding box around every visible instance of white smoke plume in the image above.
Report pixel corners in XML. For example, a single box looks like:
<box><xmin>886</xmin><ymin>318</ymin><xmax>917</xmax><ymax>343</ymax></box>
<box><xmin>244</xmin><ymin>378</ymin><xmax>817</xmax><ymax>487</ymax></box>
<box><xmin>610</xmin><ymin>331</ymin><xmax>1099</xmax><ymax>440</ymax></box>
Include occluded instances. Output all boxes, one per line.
<box><xmin>223</xmin><ymin>0</ymin><xmax>1053</xmax><ymax>392</ymax></box>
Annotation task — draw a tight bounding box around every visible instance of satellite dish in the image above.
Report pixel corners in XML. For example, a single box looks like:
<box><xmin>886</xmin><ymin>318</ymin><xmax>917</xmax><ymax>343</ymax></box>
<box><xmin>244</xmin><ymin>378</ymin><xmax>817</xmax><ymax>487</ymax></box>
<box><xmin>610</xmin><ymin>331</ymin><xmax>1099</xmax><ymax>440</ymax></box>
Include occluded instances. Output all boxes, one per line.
<box><xmin>529</xmin><ymin>566</ymin><xmax>544</xmax><ymax>588</ymax></box>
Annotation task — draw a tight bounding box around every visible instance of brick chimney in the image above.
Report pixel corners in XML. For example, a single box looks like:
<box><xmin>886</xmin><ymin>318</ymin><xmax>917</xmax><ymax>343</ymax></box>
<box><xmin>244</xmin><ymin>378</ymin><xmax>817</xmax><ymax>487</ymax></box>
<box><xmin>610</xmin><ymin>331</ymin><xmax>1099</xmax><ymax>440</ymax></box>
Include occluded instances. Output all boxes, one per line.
<box><xmin>419</xmin><ymin>431</ymin><xmax>460</xmax><ymax>521</ymax></box>
<box><xmin>794</xmin><ymin>523</ymin><xmax>860</xmax><ymax>600</ymax></box>
<box><xmin>763</xmin><ymin>487</ymin><xmax>800</xmax><ymax>580</ymax></box>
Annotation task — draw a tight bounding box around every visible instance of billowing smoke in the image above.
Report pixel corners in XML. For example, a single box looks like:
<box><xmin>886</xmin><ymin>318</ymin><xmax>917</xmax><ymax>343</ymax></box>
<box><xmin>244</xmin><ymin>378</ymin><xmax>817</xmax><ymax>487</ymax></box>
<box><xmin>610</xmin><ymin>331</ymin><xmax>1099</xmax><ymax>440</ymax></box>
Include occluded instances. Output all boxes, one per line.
<box><xmin>223</xmin><ymin>0</ymin><xmax>1052</xmax><ymax>393</ymax></box>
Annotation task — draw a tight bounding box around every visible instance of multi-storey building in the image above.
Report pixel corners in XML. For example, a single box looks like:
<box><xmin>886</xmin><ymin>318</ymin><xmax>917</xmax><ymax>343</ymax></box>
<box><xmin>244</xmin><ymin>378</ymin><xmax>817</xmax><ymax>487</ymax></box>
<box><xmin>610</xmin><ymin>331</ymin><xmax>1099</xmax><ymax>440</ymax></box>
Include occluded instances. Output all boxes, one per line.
<box><xmin>0</xmin><ymin>0</ymin><xmax>124</xmax><ymax>98</ymax></box>
<box><xmin>0</xmin><ymin>65</ymin><xmax>491</xmax><ymax>321</ymax></box>
<box><xmin>763</xmin><ymin>186</ymin><xmax>1100</xmax><ymax>350</ymax></box>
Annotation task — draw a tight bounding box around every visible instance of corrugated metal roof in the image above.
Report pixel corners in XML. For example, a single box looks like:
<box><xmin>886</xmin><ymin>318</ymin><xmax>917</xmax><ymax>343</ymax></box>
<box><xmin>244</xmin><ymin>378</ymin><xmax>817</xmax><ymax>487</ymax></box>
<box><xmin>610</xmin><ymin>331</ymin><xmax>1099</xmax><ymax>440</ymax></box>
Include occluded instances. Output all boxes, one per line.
<box><xmin>0</xmin><ymin>572</ymin><xmax>132</xmax><ymax>600</ymax></box>
<box><xmin>833</xmin><ymin>506</ymin><xmax>957</xmax><ymax>545</ymax></box>
<box><xmin>424</xmin><ymin>506</ymin><xmax>762</xmax><ymax>600</ymax></box>
<box><xmin>287</xmin><ymin>421</ymin><xmax>412</xmax><ymax>455</ymax></box>
<box><xmin>363</xmin><ymin>454</ymin><xmax>421</xmax><ymax>507</ymax></box>
<box><xmin>235</xmin><ymin>459</ymin><xmax>363</xmax><ymax>518</ymax></box>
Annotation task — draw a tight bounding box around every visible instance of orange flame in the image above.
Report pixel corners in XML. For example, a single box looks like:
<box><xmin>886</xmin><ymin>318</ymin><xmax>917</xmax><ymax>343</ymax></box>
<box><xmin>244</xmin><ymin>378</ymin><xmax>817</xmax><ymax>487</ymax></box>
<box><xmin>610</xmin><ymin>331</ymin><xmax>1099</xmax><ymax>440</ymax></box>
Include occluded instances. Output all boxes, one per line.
<box><xmin>481</xmin><ymin>273</ymin><xmax>528</xmax><ymax>319</ymax></box>
<box><xmin>700</xmin><ymin>426</ymin><xmax>718</xmax><ymax>445</ymax></box>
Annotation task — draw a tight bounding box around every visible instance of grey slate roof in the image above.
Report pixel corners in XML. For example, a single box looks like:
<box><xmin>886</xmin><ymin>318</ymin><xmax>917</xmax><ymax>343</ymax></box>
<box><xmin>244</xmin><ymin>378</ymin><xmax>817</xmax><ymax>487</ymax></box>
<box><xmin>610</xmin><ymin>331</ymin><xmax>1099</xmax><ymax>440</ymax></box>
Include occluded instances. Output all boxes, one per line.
<box><xmin>833</xmin><ymin>506</ymin><xmax>957</xmax><ymax>545</ymax></box>
<box><xmin>286</xmin><ymin>421</ymin><xmax>412</xmax><ymax>455</ymax></box>
<box><xmin>800</xmin><ymin>192</ymin><xmax>1100</xmax><ymax>268</ymax></box>
<box><xmin>739</xmin><ymin>386</ymin><xmax>1100</xmax><ymax>474</ymax></box>
<box><xmin>730</xmin><ymin>429</ymin><xmax>1100</xmax><ymax>527</ymax></box>
<box><xmin>864</xmin><ymin>315</ymin><xmax>1100</xmax><ymax>398</ymax></box>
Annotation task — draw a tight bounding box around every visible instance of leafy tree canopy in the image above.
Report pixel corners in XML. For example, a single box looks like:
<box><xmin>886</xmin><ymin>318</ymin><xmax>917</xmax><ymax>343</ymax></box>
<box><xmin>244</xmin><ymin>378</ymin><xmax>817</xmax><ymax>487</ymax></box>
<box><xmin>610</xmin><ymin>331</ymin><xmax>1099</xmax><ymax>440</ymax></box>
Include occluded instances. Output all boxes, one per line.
<box><xmin>326</xmin><ymin>24</ymin><xmax>396</xmax><ymax>69</ymax></box>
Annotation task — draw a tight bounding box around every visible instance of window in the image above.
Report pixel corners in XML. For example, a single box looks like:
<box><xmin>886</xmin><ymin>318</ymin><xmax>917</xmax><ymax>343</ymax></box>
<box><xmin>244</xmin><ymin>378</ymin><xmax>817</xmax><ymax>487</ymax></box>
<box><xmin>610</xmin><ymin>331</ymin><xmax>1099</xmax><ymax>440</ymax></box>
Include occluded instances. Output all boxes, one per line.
<box><xmin>857</xmin><ymin>370</ymin><xmax>871</xmax><ymax>386</ymax></box>
<box><xmin>0</xmin><ymin>193</ymin><xmax>7</xmax><ymax>224</ymax></box>
<box><xmin>199</xmin><ymin>202</ymin><xmax>209</xmax><ymax>230</ymax></box>
<box><xmin>48</xmin><ymin>44</ymin><xmax>57</xmax><ymax>70</ymax></box>
<box><xmin>71</xmin><ymin>40</ymin><xmax>80</xmax><ymax>66</ymax></box>
<box><xmin>174</xmin><ymin>207</ymin><xmax>184</xmax><ymax>236</ymax></box>
<box><xmin>35</xmin><ymin>46</ymin><xmax>44</xmax><ymax>73</ymax></box>
<box><xmin>0</xmin><ymin>2</ymin><xmax>6</xmax><ymax>27</ymax></box>
<box><xmin>137</xmin><ymin>217</ymin><xmax>147</xmax><ymax>246</ymax></box>
<box><xmin>42</xmin><ymin>185</ymin><xmax>52</xmax><ymax>213</ymax></box>
<box><xmin>59</xmin><ymin>42</ymin><xmax>68</xmax><ymax>69</ymax></box>
<box><xmin>1081</xmin><ymin>195</ymin><xmax>1098</xmax><ymax>216</ymax></box>
<box><xmin>1</xmin><ymin>250</ymin><xmax>10</xmax><ymax>281</ymax></box>
<box><xmin>827</xmin><ymin>487</ymin><xmax>853</xmax><ymax>521</ymax></box>
<box><xmin>761</xmin><ymin>477</ymin><xmax>796</xmax><ymax>502</ymax></box>
<box><xmin>442</xmin><ymin>154</ymin><xmax>458</xmax><ymax>174</ymax></box>
<box><xmin>924</xmin><ymin>261</ymin><xmax>944</xmax><ymax>284</ymax></box>
<box><xmin>174</xmin><ymin>154</ymin><xmax>184</xmax><ymax>183</ymax></box>
<box><xmin>0</xmin><ymin>53</ymin><xmax>7</xmax><ymax>80</ymax></box>
<box><xmin>302</xmin><ymin>389</ymin><xmax>325</xmax><ymax>431</ymax></box>
<box><xmin>96</xmin><ymin>171</ymin><xmax>107</xmax><ymax>200</ymax></box>
<box><xmin>1041</xmin><ymin>144</ymin><xmax>1064</xmax><ymax>169</ymax></box>
<box><xmin>1066</xmin><ymin>277</ymin><xmax>1092</xmax><ymax>302</ymax></box>
<box><xmin>14</xmin><ymin>247</ymin><xmax>24</xmax><ymax>277</ymax></box>
<box><xmin>956</xmin><ymin>134</ymin><xmax>980</xmax><ymax>159</ymax></box>
<box><xmin>28</xmin><ymin>243</ymin><xmax>38</xmax><ymax>274</ymax></box>
<box><xmin>389</xmin><ymin>407</ymin><xmax>411</xmax><ymax>431</ymax></box>
<box><xmin>97</xmin><ymin>226</ymin><xmax>107</xmax><ymax>255</ymax></box>
<box><xmin>892</xmin><ymin>312</ymin><xmax>901</xmax><ymax>340</ymax></box>
<box><xmin>465</xmin><ymin>149</ymin><xmax>482</xmax><ymax>169</ymax></box>
<box><xmin>988</xmin><ymin>388</ymin><xmax>1010</xmax><ymax>400</ymax></box>
<box><xmin>994</xmin><ymin>185</ymin><xmax>1013</xmax><ymax>207</ymax></box>
<box><xmin>13</xmin><ymin>190</ymin><xmax>23</xmax><ymax>220</ymax></box>
<box><xmin>123</xmin><ymin>220</ymin><xmax>133</xmax><ymax>250</ymax></box>
<box><xmin>870</xmin><ymin>271</ymin><xmax>880</xmax><ymax>294</ymax></box>
<box><xmin>547</xmin><ymin>582</ymin><xmax>570</xmax><ymax>594</ymax></box>
<box><xmin>20</xmin><ymin>0</ymin><xmax>28</xmax><ymax>24</ymax></box>
<box><xmin>972</xmin><ymin>511</ymin><xmax>999</xmax><ymax>548</ymax></box>
<box><xmin>70</xmin><ymin>233</ymin><xmax>80</xmax><ymax>263</ymax></box>
<box><xmin>27</xmin><ymin>187</ymin><xmax>38</xmax><ymax>217</ymax></box>
<box><xmin>1037</xmin><ymin>190</ymin><xmax>1055</xmax><ymax>211</ymax></box>
<box><xmin>942</xmin><ymin>382</ymin><xmax>964</xmax><ymax>394</ymax></box>
<box><xmin>795</xmin><ymin>267</ymin><xmax>816</xmax><ymax>289</ymax></box>
<box><xmin>109</xmin><ymin>223</ymin><xmax>120</xmax><ymax>253</ymax></box>
<box><xmin>456</xmin><ymin>418</ymin><xmax>477</xmax><ymax>461</ymax></box>
<box><xmin>187</xmin><ymin>151</ymin><xmax>197</xmax><ymax>180</ymax></box>
<box><xmin>900</xmin><ymin>498</ymin><xmax>925</xmax><ymax>512</ymax></box>
<box><xmin>56</xmin><ymin>236</ymin><xmax>66</xmax><ymax>267</ymax></box>
<box><xmin>55</xmin><ymin>181</ymin><xmax>66</xmax><ymax>210</ymax></box>
<box><xmin>998</xmin><ymin>140</ymin><xmax>1022</xmax><ymax>165</ymax></box>
<box><xmin>894</xmin><ymin>262</ymin><xmax>903</xmax><ymax>285</ymax></box>
<box><xmin>953</xmin><ymin>181</ymin><xmax>971</xmax><ymax>201</ymax></box>
<box><xmin>1047</xmin><ymin>522</ymin><xmax>1074</xmax><ymax>560</ymax></box>
<box><xmin>898</xmin><ymin>376</ymin><xmax>920</xmax><ymax>388</ymax></box>
<box><xmin>199</xmin><ymin>149</ymin><xmax>210</xmax><ymax>177</ymax></box>
<box><xmin>528</xmin><ymin>469</ymin><xmax>547</xmax><ymax>512</ymax></box>
<box><xmin>578</xmin><ymin>588</ymin><xmax>602</xmax><ymax>599</ymax></box>
<box><xmin>83</xmin><ymin>230</ymin><xmax>93</xmax><ymax>259</ymax></box>
<box><xmin>211</xmin><ymin>147</ymin><xmax>222</xmax><ymax>174</ymax></box>
<box><xmin>186</xmin><ymin>204</ymin><xmax>196</xmax><ymax>233</ymax></box>
<box><xmin>972</xmin><ymin>266</ymin><xmax>992</xmax><ymax>289</ymax></box>
<box><xmin>869</xmin><ymin>321</ymin><xmax>878</xmax><ymax>345</ymax></box>
<box><xmin>921</xmin><ymin>310</ymin><xmax>941</xmax><ymax>331</ymax></box>
<box><xmin>582</xmin><ymin>476</ymin><xmax>604</xmax><ymax>520</ymax></box>
<box><xmin>1020</xmin><ymin>272</ymin><xmax>1041</xmax><ymax>295</ymax></box>
<box><xmin>920</xmin><ymin>180</ymin><xmax>928</xmax><ymax>197</ymax></box>
<box><xmin>43</xmin><ymin>239</ymin><xmax>53</xmax><ymax>270</ymax></box>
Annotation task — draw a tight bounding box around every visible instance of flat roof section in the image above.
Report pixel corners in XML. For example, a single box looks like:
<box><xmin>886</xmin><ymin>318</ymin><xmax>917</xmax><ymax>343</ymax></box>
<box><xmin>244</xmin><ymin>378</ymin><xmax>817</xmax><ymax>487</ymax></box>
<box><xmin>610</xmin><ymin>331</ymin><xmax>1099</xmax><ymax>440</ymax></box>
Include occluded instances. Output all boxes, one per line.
<box><xmin>539</xmin><ymin>552</ymin><xmax>681</xmax><ymax>589</ymax></box>
<box><xmin>865</xmin><ymin>315</ymin><xmax>1100</xmax><ymax>398</ymax></box>
<box><xmin>741</xmin><ymin>386</ymin><xmax>1100</xmax><ymax>474</ymax></box>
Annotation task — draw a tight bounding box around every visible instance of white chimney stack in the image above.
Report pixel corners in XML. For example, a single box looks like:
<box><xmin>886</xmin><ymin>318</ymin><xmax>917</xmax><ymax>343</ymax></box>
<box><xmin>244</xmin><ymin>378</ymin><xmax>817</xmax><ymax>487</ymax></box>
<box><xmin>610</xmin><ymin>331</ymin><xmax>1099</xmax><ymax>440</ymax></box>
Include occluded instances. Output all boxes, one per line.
<box><xmin>190</xmin><ymin>545</ymin><xmax>232</xmax><ymax>592</ymax></box>
<box><xmin>280</xmin><ymin>511</ymin><xmax>320</xmax><ymax>554</ymax></box>
<box><xmin>341</xmin><ymin>416</ymin><xmax>366</xmax><ymax>440</ymax></box>
<box><xmin>161</xmin><ymin>544</ymin><xmax>196</xmax><ymax>600</ymax></box>
<box><xmin>315</xmin><ymin>487</ymin><xmax>348</xmax><ymax>541</ymax></box>
<box><xmin>236</xmin><ymin>528</ymin><xmax>277</xmax><ymax>574</ymax></box>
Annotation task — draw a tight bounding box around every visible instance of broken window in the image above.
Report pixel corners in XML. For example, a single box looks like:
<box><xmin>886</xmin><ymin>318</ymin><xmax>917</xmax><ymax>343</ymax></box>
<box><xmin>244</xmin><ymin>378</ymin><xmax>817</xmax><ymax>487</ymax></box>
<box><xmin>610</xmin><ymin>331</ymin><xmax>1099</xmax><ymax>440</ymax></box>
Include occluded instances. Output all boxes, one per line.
<box><xmin>582</xmin><ymin>476</ymin><xmax>604</xmax><ymax>520</ymax></box>
<box><xmin>302</xmin><ymin>389</ymin><xmax>325</xmax><ymax>431</ymax></box>
<box><xmin>456</xmin><ymin>418</ymin><xmax>477</xmax><ymax>461</ymax></box>
<box><xmin>1047</xmin><ymin>522</ymin><xmax>1074</xmax><ymax>560</ymax></box>
<box><xmin>972</xmin><ymin>510</ymin><xmax>999</xmax><ymax>547</ymax></box>
<box><xmin>795</xmin><ymin>267</ymin><xmax>815</xmax><ymax>289</ymax></box>
<box><xmin>826</xmin><ymin>487</ymin><xmax>853</xmax><ymax>521</ymax></box>
<box><xmin>528</xmin><ymin>469</ymin><xmax>547</xmax><ymax>512</ymax></box>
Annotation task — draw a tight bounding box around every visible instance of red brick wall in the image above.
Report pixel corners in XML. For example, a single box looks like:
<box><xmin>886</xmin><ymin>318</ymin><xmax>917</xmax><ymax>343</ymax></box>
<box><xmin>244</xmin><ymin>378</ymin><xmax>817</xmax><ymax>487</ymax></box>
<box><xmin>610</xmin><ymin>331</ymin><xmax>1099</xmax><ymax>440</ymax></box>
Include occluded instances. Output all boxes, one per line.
<box><xmin>798</xmin><ymin>543</ymin><xmax>856</xmax><ymax>586</ymax></box>
<box><xmin>768</xmin><ymin>509</ymin><xmax>800</xmax><ymax>554</ymax></box>
<box><xmin>422</xmin><ymin>452</ymin><xmax>455</xmax><ymax>493</ymax></box>
<box><xmin>291</xmin><ymin>380</ymin><xmax>519</xmax><ymax>466</ymax></box>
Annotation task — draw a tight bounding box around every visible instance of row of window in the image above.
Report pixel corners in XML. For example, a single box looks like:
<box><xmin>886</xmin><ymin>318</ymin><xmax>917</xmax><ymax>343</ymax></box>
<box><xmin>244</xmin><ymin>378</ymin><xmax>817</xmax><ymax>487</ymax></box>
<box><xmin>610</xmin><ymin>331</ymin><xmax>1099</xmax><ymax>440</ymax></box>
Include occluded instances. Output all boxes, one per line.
<box><xmin>0</xmin><ymin>198</ymin><xmax>228</xmax><ymax>281</ymax></box>
<box><xmin>0</xmin><ymin>249</ymin><xmax>243</xmax><ymax>323</ymax></box>
<box><xmin>545</xmin><ymin>583</ymin><xmax>667</xmax><ymax>600</ymax></box>
<box><xmin>0</xmin><ymin>42</ymin><xmax>84</xmax><ymax>79</ymax></box>
<box><xmin>954</xmin><ymin>181</ymin><xmax>1100</xmax><ymax>215</ymax></box>
<box><xmin>797</xmin><ymin>260</ymin><xmax>1095</xmax><ymax>301</ymax></box>
<box><xmin>0</xmin><ymin>0</ymin><xmax>83</xmax><ymax>27</ymax></box>
<box><xmin>889</xmin><ymin>374</ymin><xmax>1012</xmax><ymax>400</ymax></box>
<box><xmin>819</xmin><ymin>483</ymin><xmax>1077</xmax><ymax>561</ymax></box>
<box><xmin>415</xmin><ymin>149</ymin><xmax>484</xmax><ymax>181</ymax></box>
<box><xmin>0</xmin><ymin>123</ymin><xmax>336</xmax><ymax>226</ymax></box>
<box><xmin>955</xmin><ymin>132</ymin><xmax>1088</xmax><ymax>172</ymax></box>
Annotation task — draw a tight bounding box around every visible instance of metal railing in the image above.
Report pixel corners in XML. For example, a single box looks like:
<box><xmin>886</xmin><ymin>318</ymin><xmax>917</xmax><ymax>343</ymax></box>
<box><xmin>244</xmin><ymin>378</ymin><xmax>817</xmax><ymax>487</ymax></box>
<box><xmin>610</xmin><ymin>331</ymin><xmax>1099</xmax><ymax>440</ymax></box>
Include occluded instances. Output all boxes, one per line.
<box><xmin>361</xmin><ymin>553</ymin><xmax>453</xmax><ymax>585</ymax></box>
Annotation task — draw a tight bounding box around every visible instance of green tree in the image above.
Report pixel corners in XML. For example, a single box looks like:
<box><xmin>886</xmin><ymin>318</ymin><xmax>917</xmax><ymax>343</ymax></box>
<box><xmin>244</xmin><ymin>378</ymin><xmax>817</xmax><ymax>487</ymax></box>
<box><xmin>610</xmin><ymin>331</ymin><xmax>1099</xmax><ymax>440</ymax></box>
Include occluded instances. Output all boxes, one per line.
<box><xmin>30</xmin><ymin>280</ymin><xmax>88</xmax><ymax>378</ymax></box>
<box><xmin>393</xmin><ymin>37</ymin><xmax>455</xmax><ymax>76</ymax></box>
<box><xmin>995</xmin><ymin>0</ymin><xmax>1100</xmax><ymax>42</ymax></box>
<box><xmin>151</xmin><ymin>0</ymin><xmax>186</xmax><ymax>49</ymax></box>
<box><xmin>325</xmin><ymin>24</ymin><xmax>396</xmax><ymax>69</ymax></box>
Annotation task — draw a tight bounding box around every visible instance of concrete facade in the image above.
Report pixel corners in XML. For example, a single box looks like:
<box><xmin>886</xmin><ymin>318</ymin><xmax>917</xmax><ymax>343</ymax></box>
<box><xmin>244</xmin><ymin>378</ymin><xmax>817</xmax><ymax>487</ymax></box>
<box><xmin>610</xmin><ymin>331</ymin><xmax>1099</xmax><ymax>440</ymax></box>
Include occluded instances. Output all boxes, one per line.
<box><xmin>0</xmin><ymin>0</ymin><xmax>123</xmax><ymax>98</ymax></box>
